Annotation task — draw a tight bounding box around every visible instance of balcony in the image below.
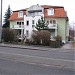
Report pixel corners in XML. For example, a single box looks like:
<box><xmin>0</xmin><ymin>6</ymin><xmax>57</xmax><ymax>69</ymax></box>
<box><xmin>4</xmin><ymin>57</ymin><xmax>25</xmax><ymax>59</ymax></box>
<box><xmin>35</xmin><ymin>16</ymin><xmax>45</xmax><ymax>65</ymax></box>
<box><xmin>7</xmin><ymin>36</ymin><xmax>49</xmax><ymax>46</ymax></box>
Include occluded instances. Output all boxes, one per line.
<box><xmin>11</xmin><ymin>25</ymin><xmax>24</xmax><ymax>29</ymax></box>
<box><xmin>48</xmin><ymin>24</ymin><xmax>57</xmax><ymax>29</ymax></box>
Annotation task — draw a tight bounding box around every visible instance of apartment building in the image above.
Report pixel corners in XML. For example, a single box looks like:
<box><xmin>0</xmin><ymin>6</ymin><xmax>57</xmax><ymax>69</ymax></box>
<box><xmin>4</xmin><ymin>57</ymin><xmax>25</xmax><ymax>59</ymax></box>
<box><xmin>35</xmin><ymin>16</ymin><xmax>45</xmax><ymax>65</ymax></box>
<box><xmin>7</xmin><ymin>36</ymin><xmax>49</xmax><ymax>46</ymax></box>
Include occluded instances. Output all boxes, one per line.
<box><xmin>9</xmin><ymin>4</ymin><xmax>69</xmax><ymax>43</ymax></box>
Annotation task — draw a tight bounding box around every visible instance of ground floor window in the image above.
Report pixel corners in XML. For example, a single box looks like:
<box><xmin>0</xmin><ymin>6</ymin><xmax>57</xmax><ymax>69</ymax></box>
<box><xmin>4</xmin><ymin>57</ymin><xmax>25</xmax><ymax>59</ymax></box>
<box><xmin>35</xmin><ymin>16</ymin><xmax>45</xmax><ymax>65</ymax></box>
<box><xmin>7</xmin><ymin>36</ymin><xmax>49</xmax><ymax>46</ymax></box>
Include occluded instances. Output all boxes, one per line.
<box><xmin>26</xmin><ymin>30</ymin><xmax>29</xmax><ymax>36</ymax></box>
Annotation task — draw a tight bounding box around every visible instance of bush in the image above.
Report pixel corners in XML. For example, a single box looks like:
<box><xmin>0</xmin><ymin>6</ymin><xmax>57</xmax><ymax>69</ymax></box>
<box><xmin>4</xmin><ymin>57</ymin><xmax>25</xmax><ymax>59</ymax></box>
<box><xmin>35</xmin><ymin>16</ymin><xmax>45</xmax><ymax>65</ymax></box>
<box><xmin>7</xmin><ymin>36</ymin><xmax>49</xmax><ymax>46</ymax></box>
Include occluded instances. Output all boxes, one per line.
<box><xmin>32</xmin><ymin>30</ymin><xmax>51</xmax><ymax>45</ymax></box>
<box><xmin>50</xmin><ymin>35</ymin><xmax>62</xmax><ymax>48</ymax></box>
<box><xmin>40</xmin><ymin>30</ymin><xmax>51</xmax><ymax>45</ymax></box>
<box><xmin>55</xmin><ymin>35</ymin><xmax>62</xmax><ymax>40</ymax></box>
<box><xmin>2</xmin><ymin>28</ymin><xmax>15</xmax><ymax>43</ymax></box>
<box><xmin>31</xmin><ymin>30</ymin><xmax>41</xmax><ymax>45</ymax></box>
<box><xmin>55</xmin><ymin>35</ymin><xmax>62</xmax><ymax>47</ymax></box>
<box><xmin>50</xmin><ymin>40</ymin><xmax>56</xmax><ymax>48</ymax></box>
<box><xmin>25</xmin><ymin>39</ymin><xmax>30</xmax><ymax>44</ymax></box>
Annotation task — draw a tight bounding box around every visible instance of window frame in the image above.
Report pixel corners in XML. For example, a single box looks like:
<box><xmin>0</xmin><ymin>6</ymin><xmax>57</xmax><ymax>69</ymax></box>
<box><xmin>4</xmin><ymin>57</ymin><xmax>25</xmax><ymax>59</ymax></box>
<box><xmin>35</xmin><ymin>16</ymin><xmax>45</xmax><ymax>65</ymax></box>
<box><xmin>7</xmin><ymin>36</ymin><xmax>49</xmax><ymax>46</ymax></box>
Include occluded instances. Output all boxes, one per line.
<box><xmin>26</xmin><ymin>20</ymin><xmax>29</xmax><ymax>26</ymax></box>
<box><xmin>46</xmin><ymin>19</ymin><xmax>56</xmax><ymax>24</ymax></box>
<box><xmin>26</xmin><ymin>30</ymin><xmax>29</xmax><ymax>36</ymax></box>
<box><xmin>22</xmin><ymin>22</ymin><xmax>24</xmax><ymax>25</ymax></box>
<box><xmin>32</xmin><ymin>20</ymin><xmax>35</xmax><ymax>24</ymax></box>
<box><xmin>47</xmin><ymin>8</ymin><xmax>54</xmax><ymax>16</ymax></box>
<box><xmin>53</xmin><ymin>20</ymin><xmax>56</xmax><ymax>24</ymax></box>
<box><xmin>18</xmin><ymin>11</ymin><xmax>23</xmax><ymax>17</ymax></box>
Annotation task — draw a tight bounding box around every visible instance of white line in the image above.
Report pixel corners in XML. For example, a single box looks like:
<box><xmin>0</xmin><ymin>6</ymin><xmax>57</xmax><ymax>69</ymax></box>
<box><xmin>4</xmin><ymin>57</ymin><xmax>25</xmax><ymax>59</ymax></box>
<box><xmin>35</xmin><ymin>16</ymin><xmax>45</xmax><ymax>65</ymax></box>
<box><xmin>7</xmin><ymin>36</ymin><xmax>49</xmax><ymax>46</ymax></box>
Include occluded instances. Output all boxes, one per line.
<box><xmin>0</xmin><ymin>51</ymin><xmax>75</xmax><ymax>63</ymax></box>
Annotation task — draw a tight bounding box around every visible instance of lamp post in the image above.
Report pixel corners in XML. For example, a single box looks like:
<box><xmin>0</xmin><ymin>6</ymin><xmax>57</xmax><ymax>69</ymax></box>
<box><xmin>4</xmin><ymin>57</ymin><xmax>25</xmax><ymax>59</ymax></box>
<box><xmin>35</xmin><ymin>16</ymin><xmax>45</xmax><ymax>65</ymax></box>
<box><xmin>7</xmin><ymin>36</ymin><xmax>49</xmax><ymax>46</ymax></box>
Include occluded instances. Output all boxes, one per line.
<box><xmin>73</xmin><ymin>22</ymin><xmax>75</xmax><ymax>41</ymax></box>
<box><xmin>0</xmin><ymin>0</ymin><xmax>2</xmax><ymax>42</ymax></box>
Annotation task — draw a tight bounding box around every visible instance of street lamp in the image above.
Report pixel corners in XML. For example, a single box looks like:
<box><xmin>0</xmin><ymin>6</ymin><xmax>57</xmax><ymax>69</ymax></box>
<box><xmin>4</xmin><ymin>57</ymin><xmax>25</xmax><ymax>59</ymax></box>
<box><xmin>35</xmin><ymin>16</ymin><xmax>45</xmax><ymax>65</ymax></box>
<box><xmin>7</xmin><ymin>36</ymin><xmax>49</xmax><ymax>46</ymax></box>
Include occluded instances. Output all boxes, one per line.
<box><xmin>73</xmin><ymin>22</ymin><xmax>75</xmax><ymax>41</ymax></box>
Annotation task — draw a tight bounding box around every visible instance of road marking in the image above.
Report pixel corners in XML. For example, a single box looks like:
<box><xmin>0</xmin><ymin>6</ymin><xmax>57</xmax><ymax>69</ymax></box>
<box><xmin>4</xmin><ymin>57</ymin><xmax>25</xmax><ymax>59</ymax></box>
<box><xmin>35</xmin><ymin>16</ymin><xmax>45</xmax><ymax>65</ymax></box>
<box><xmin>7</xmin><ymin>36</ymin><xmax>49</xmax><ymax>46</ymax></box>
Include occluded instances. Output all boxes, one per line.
<box><xmin>20</xmin><ymin>61</ymin><xmax>64</xmax><ymax>68</ymax></box>
<box><xmin>0</xmin><ymin>51</ymin><xmax>75</xmax><ymax>63</ymax></box>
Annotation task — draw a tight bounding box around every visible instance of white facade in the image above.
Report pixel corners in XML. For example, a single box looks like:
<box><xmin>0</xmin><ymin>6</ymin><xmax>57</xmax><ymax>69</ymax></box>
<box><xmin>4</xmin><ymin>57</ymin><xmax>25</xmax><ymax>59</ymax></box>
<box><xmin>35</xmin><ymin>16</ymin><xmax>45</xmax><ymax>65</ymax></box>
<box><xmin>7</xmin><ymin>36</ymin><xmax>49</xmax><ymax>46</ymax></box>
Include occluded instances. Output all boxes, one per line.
<box><xmin>24</xmin><ymin>4</ymin><xmax>44</xmax><ymax>39</ymax></box>
<box><xmin>24</xmin><ymin>15</ymin><xmax>44</xmax><ymax>39</ymax></box>
<box><xmin>24</xmin><ymin>5</ymin><xmax>58</xmax><ymax>39</ymax></box>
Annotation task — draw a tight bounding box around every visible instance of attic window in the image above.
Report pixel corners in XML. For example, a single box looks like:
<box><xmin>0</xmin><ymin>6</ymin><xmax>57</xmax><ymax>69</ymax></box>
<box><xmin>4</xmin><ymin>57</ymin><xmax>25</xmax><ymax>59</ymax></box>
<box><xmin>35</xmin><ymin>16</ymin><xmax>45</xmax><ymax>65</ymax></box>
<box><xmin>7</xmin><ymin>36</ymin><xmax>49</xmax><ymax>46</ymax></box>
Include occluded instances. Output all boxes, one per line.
<box><xmin>18</xmin><ymin>11</ymin><xmax>23</xmax><ymax>17</ymax></box>
<box><xmin>47</xmin><ymin>8</ymin><xmax>54</xmax><ymax>16</ymax></box>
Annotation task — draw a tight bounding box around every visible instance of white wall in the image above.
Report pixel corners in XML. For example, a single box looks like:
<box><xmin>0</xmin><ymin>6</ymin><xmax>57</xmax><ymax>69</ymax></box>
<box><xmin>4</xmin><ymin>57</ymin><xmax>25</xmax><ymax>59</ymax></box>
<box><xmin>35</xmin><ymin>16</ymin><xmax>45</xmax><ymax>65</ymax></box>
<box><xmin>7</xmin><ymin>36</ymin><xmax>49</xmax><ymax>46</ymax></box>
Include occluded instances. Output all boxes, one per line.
<box><xmin>24</xmin><ymin>14</ymin><xmax>44</xmax><ymax>39</ymax></box>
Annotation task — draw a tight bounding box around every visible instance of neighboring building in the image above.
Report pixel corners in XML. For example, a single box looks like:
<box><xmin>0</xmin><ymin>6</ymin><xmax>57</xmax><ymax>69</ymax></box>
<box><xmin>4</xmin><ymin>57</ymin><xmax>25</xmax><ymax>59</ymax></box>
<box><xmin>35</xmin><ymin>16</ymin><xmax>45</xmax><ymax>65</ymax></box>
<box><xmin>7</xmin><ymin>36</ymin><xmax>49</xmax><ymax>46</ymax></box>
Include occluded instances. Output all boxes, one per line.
<box><xmin>9</xmin><ymin>4</ymin><xmax>69</xmax><ymax>43</ymax></box>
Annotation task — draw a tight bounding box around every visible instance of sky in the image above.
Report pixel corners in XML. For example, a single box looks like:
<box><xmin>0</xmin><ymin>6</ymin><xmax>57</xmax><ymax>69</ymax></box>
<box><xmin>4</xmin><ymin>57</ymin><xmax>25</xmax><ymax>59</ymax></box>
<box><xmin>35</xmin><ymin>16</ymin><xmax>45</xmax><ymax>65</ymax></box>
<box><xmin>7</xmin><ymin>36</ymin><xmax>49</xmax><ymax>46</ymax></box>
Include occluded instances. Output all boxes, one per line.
<box><xmin>2</xmin><ymin>0</ymin><xmax>75</xmax><ymax>25</ymax></box>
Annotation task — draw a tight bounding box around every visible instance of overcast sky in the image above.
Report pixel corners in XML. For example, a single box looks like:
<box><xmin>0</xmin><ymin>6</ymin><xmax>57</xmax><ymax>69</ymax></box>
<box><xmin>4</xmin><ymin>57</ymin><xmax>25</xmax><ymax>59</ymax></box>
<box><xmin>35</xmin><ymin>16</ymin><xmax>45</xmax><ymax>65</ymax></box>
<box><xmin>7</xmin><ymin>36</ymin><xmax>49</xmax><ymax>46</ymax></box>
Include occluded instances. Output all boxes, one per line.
<box><xmin>2</xmin><ymin>0</ymin><xmax>75</xmax><ymax>24</ymax></box>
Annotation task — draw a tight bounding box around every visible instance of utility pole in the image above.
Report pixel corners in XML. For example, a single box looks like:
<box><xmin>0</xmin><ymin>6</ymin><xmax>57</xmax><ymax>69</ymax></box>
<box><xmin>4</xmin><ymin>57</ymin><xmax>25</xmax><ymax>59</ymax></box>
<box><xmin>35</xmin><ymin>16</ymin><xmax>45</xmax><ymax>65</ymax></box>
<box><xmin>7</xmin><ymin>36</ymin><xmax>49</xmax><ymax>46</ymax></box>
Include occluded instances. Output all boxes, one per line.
<box><xmin>0</xmin><ymin>0</ymin><xmax>2</xmax><ymax>42</ymax></box>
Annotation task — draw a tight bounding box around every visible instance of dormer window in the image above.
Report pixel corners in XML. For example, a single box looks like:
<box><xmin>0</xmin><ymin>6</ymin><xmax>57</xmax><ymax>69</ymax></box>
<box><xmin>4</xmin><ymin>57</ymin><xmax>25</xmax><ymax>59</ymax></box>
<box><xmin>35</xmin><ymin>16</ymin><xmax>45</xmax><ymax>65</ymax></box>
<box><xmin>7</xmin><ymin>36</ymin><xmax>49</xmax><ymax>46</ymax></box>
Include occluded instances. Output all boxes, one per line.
<box><xmin>47</xmin><ymin>8</ymin><xmax>54</xmax><ymax>16</ymax></box>
<box><xmin>18</xmin><ymin>11</ymin><xmax>23</xmax><ymax>17</ymax></box>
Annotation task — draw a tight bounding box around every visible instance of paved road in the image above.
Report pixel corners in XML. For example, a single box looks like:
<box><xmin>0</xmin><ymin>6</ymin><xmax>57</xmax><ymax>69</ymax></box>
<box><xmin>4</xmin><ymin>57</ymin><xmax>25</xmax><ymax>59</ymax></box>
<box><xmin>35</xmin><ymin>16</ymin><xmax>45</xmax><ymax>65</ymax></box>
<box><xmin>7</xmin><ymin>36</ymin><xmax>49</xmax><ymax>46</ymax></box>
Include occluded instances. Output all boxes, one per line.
<box><xmin>0</xmin><ymin>46</ymin><xmax>75</xmax><ymax>70</ymax></box>
<box><xmin>0</xmin><ymin>58</ymin><xmax>74</xmax><ymax>75</ymax></box>
<box><xmin>0</xmin><ymin>46</ymin><xmax>74</xmax><ymax>60</ymax></box>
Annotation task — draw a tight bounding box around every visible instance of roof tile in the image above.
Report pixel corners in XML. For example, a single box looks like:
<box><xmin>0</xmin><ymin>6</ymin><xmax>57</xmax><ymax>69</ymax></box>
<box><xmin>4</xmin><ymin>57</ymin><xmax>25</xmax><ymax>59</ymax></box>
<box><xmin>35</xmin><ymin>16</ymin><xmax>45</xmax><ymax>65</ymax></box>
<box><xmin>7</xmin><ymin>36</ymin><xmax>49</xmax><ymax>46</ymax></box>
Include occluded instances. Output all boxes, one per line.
<box><xmin>9</xmin><ymin>10</ymin><xmax>26</xmax><ymax>20</ymax></box>
<box><xmin>9</xmin><ymin>5</ymin><xmax>68</xmax><ymax>20</ymax></box>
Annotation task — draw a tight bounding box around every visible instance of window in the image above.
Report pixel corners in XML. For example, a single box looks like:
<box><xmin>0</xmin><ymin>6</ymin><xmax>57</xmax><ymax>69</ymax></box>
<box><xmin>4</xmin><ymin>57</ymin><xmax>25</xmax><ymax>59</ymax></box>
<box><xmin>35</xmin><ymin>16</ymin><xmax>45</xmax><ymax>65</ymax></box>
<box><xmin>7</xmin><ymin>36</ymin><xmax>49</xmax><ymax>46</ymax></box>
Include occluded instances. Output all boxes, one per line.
<box><xmin>22</xmin><ymin>22</ymin><xmax>24</xmax><ymax>25</ymax></box>
<box><xmin>19</xmin><ymin>22</ymin><xmax>21</xmax><ymax>25</ymax></box>
<box><xmin>17</xmin><ymin>22</ymin><xmax>19</xmax><ymax>25</ymax></box>
<box><xmin>32</xmin><ymin>20</ymin><xmax>34</xmax><ymax>24</ymax></box>
<box><xmin>53</xmin><ymin>20</ymin><xmax>56</xmax><ymax>24</ymax></box>
<box><xmin>32</xmin><ymin>25</ymin><xmax>35</xmax><ymax>28</ymax></box>
<box><xmin>26</xmin><ymin>21</ymin><xmax>29</xmax><ymax>25</ymax></box>
<box><xmin>26</xmin><ymin>30</ymin><xmax>29</xmax><ymax>36</ymax></box>
<box><xmin>46</xmin><ymin>20</ymin><xmax>56</xmax><ymax>24</ymax></box>
<box><xmin>32</xmin><ymin>20</ymin><xmax>35</xmax><ymax>28</ymax></box>
<box><xmin>50</xmin><ymin>20</ymin><xmax>56</xmax><ymax>24</ymax></box>
<box><xmin>47</xmin><ymin>8</ymin><xmax>54</xmax><ymax>16</ymax></box>
<box><xmin>50</xmin><ymin>20</ymin><xmax>52</xmax><ymax>24</ymax></box>
<box><xmin>17</xmin><ymin>22</ymin><xmax>21</xmax><ymax>25</ymax></box>
<box><xmin>47</xmin><ymin>20</ymin><xmax>49</xmax><ymax>24</ymax></box>
<box><xmin>18</xmin><ymin>11</ymin><xmax>23</xmax><ymax>17</ymax></box>
<box><xmin>17</xmin><ymin>22</ymin><xmax>24</xmax><ymax>27</ymax></box>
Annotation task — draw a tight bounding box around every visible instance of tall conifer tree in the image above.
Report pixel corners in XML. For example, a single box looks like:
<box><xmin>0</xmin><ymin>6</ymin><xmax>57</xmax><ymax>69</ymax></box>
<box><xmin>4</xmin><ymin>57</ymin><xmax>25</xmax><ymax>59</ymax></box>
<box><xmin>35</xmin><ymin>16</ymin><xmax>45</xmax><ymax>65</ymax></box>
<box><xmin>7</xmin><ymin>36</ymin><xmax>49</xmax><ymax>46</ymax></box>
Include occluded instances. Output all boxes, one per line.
<box><xmin>3</xmin><ymin>5</ymin><xmax>11</xmax><ymax>28</ymax></box>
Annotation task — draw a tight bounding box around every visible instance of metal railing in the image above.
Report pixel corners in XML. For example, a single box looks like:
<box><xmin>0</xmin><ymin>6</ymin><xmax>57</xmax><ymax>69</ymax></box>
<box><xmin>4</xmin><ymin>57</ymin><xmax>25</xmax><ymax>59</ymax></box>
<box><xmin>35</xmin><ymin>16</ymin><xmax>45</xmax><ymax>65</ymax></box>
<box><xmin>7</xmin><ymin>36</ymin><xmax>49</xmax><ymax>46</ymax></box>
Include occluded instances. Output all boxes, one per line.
<box><xmin>12</xmin><ymin>25</ymin><xmax>24</xmax><ymax>29</ymax></box>
<box><xmin>48</xmin><ymin>24</ymin><xmax>57</xmax><ymax>29</ymax></box>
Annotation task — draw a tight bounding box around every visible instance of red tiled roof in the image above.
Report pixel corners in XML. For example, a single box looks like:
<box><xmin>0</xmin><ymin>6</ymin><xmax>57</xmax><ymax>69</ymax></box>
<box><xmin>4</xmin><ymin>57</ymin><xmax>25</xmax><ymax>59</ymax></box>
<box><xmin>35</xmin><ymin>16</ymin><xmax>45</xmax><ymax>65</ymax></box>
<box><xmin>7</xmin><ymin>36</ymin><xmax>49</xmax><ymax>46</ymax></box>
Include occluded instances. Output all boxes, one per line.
<box><xmin>41</xmin><ymin>5</ymin><xmax>63</xmax><ymax>8</ymax></box>
<box><xmin>9</xmin><ymin>5</ymin><xmax>68</xmax><ymax>20</ymax></box>
<box><xmin>13</xmin><ymin>8</ymin><xmax>27</xmax><ymax>12</ymax></box>
<box><xmin>41</xmin><ymin>5</ymin><xmax>67</xmax><ymax>18</ymax></box>
<box><xmin>9</xmin><ymin>9</ymin><xmax>26</xmax><ymax>21</ymax></box>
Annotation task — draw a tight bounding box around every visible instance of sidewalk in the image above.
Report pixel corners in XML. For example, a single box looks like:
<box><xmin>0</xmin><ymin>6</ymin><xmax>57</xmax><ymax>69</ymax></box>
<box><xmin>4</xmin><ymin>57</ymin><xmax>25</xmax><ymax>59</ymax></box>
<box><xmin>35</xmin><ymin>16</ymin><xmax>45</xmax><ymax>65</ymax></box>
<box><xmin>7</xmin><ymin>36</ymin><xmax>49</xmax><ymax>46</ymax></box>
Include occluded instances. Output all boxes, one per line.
<box><xmin>0</xmin><ymin>43</ymin><xmax>56</xmax><ymax>51</ymax></box>
<box><xmin>61</xmin><ymin>41</ymin><xmax>74</xmax><ymax>49</ymax></box>
<box><xmin>0</xmin><ymin>41</ymin><xmax>74</xmax><ymax>51</ymax></box>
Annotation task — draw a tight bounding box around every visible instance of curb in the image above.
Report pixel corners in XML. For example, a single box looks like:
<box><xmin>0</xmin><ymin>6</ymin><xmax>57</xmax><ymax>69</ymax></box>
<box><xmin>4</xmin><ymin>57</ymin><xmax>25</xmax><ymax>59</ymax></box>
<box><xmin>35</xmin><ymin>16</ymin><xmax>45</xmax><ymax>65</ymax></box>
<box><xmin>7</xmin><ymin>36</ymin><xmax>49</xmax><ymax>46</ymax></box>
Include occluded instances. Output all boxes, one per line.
<box><xmin>0</xmin><ymin>44</ymin><xmax>74</xmax><ymax>51</ymax></box>
<box><xmin>0</xmin><ymin>44</ymin><xmax>51</xmax><ymax>51</ymax></box>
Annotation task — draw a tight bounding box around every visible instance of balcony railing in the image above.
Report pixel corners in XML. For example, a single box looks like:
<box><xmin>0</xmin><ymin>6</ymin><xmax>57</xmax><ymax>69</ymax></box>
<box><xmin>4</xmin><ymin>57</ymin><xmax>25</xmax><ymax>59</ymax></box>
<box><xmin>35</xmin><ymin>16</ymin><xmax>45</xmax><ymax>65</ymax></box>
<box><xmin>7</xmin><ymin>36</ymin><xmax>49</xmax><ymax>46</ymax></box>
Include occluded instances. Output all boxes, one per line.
<box><xmin>48</xmin><ymin>24</ymin><xmax>57</xmax><ymax>29</ymax></box>
<box><xmin>11</xmin><ymin>25</ymin><xmax>24</xmax><ymax>29</ymax></box>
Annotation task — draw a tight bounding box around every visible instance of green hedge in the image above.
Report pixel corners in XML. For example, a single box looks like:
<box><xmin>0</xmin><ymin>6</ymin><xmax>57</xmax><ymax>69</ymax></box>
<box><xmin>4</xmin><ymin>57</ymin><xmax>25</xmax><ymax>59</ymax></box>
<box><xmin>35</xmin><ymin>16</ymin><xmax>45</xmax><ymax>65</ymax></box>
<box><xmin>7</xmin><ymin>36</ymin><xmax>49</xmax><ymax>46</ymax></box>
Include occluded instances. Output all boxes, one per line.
<box><xmin>50</xmin><ymin>40</ymin><xmax>62</xmax><ymax>48</ymax></box>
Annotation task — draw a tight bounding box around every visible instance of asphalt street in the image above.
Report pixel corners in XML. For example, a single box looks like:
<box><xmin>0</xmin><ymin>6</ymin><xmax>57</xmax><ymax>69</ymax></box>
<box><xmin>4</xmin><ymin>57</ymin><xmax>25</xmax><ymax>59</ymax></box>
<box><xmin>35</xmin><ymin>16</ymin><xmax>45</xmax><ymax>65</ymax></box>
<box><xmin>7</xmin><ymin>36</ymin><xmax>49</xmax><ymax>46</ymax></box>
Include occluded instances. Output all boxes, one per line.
<box><xmin>0</xmin><ymin>58</ymin><xmax>74</xmax><ymax>75</ymax></box>
<box><xmin>0</xmin><ymin>46</ymin><xmax>74</xmax><ymax>70</ymax></box>
<box><xmin>0</xmin><ymin>46</ymin><xmax>74</xmax><ymax>60</ymax></box>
